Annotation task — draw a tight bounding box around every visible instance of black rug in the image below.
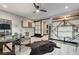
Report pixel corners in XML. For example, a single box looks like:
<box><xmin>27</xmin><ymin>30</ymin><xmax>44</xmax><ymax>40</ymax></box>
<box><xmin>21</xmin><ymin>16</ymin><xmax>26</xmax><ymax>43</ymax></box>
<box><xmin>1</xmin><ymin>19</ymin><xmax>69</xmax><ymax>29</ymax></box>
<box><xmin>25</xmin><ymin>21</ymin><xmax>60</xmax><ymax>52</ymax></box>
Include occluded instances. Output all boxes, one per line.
<box><xmin>28</xmin><ymin>41</ymin><xmax>60</xmax><ymax>55</ymax></box>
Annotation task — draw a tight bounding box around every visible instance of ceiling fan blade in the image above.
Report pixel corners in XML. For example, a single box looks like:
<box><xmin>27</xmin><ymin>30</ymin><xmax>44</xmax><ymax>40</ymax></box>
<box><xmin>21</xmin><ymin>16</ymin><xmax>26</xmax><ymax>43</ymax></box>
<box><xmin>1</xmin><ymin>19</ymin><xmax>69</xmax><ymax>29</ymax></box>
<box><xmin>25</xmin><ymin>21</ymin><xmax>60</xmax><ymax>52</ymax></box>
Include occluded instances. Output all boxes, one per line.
<box><xmin>40</xmin><ymin>9</ymin><xmax>47</xmax><ymax>12</ymax></box>
<box><xmin>33</xmin><ymin>3</ymin><xmax>37</xmax><ymax>9</ymax></box>
<box><xmin>33</xmin><ymin>3</ymin><xmax>39</xmax><ymax>9</ymax></box>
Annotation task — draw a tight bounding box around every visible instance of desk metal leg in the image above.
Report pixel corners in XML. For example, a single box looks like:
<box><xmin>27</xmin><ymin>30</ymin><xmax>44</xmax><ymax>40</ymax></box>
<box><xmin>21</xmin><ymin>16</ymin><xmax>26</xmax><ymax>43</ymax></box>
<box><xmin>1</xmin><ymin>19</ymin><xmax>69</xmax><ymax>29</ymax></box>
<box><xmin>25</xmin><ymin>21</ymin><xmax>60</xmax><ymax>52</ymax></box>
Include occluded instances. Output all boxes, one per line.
<box><xmin>19</xmin><ymin>44</ymin><xmax>21</xmax><ymax>52</ymax></box>
<box><xmin>63</xmin><ymin>37</ymin><xmax>66</xmax><ymax>44</ymax></box>
<box><xmin>12</xmin><ymin>41</ymin><xmax>15</xmax><ymax>55</ymax></box>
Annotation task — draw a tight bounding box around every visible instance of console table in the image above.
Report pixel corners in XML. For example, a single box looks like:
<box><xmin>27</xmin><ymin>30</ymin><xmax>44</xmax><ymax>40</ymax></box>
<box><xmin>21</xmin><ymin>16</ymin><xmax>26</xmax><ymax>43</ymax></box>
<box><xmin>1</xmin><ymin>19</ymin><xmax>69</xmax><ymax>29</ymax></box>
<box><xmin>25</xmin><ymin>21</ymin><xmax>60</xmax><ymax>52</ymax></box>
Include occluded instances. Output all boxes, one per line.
<box><xmin>0</xmin><ymin>38</ymin><xmax>17</xmax><ymax>55</ymax></box>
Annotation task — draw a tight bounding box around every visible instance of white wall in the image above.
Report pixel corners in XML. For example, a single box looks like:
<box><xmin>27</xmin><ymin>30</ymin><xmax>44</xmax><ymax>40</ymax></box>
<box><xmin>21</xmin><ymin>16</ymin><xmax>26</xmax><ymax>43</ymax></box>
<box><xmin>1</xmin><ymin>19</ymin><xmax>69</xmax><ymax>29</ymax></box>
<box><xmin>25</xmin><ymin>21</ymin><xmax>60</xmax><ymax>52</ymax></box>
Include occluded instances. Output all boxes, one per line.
<box><xmin>0</xmin><ymin>10</ymin><xmax>34</xmax><ymax>36</ymax></box>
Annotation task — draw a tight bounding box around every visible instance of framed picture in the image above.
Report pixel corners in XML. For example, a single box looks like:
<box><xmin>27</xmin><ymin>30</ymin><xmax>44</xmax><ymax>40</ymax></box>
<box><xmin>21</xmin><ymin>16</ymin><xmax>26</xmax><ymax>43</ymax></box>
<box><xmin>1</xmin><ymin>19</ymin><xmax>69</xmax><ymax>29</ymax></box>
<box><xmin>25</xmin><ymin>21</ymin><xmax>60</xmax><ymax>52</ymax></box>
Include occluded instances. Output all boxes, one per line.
<box><xmin>22</xmin><ymin>20</ymin><xmax>32</xmax><ymax>28</ymax></box>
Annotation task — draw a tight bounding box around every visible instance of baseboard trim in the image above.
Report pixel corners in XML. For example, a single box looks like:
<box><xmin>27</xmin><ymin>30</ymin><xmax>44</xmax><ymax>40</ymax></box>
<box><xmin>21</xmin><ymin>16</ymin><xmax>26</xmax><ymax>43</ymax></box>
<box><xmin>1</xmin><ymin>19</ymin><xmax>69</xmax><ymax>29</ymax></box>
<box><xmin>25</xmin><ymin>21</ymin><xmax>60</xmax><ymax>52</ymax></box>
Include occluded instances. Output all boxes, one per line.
<box><xmin>49</xmin><ymin>38</ymin><xmax>78</xmax><ymax>45</ymax></box>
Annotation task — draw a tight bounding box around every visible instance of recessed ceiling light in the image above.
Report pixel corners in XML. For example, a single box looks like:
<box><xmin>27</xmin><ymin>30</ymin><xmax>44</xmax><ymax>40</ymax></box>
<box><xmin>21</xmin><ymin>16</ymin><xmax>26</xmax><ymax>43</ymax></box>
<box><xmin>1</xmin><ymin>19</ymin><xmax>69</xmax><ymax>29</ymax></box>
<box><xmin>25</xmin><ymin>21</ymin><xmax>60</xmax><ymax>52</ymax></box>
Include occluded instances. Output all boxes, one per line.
<box><xmin>2</xmin><ymin>5</ymin><xmax>8</xmax><ymax>8</ymax></box>
<box><xmin>65</xmin><ymin>6</ymin><xmax>69</xmax><ymax>9</ymax></box>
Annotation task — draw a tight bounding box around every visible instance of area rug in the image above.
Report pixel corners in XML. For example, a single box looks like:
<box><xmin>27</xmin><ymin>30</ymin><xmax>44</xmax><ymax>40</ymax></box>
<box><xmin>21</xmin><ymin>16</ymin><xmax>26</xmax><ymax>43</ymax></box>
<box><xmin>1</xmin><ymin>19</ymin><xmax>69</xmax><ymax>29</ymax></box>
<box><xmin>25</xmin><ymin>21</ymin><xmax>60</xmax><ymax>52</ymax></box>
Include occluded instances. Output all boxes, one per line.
<box><xmin>26</xmin><ymin>40</ymin><xmax>60</xmax><ymax>55</ymax></box>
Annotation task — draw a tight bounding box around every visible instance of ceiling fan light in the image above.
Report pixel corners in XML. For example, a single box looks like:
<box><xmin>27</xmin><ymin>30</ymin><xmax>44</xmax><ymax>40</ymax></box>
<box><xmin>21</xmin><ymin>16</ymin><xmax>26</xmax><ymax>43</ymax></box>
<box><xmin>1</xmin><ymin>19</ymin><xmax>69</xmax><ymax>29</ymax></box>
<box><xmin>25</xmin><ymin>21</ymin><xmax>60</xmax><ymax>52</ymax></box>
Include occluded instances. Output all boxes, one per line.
<box><xmin>36</xmin><ymin>9</ymin><xmax>39</xmax><ymax>12</ymax></box>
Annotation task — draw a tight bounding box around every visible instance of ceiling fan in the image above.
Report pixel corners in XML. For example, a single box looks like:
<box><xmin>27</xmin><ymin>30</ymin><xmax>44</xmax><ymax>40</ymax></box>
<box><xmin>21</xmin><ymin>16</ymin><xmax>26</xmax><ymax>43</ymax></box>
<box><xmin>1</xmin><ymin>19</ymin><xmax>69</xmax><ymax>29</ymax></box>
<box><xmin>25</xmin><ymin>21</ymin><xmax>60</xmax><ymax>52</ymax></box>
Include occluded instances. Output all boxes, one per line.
<box><xmin>33</xmin><ymin>3</ymin><xmax>47</xmax><ymax>13</ymax></box>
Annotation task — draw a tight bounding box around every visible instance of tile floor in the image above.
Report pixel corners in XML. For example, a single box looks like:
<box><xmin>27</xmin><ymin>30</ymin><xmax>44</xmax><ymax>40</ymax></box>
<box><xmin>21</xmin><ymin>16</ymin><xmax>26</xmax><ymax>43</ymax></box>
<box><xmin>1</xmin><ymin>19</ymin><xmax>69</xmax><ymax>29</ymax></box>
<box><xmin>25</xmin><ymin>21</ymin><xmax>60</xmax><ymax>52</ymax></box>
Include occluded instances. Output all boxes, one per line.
<box><xmin>45</xmin><ymin>40</ymin><xmax>79</xmax><ymax>55</ymax></box>
<box><xmin>3</xmin><ymin>35</ymin><xmax>79</xmax><ymax>55</ymax></box>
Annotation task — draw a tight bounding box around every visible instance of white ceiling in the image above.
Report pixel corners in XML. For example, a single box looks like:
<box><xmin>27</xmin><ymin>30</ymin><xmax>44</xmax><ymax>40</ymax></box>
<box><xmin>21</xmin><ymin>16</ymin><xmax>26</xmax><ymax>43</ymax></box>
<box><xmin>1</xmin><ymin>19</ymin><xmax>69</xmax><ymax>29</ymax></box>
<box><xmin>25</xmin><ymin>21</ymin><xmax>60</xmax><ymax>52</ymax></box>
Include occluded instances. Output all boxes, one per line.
<box><xmin>0</xmin><ymin>3</ymin><xmax>79</xmax><ymax>20</ymax></box>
